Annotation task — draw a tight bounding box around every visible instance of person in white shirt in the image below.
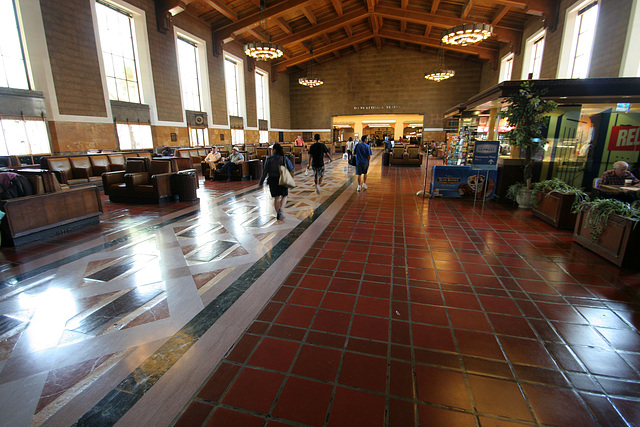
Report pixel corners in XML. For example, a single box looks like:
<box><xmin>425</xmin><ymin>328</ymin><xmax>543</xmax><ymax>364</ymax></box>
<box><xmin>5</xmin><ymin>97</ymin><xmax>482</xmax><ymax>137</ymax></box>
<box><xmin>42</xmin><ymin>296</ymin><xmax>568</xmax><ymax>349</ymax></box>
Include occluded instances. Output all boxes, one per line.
<box><xmin>204</xmin><ymin>147</ymin><xmax>221</xmax><ymax>178</ymax></box>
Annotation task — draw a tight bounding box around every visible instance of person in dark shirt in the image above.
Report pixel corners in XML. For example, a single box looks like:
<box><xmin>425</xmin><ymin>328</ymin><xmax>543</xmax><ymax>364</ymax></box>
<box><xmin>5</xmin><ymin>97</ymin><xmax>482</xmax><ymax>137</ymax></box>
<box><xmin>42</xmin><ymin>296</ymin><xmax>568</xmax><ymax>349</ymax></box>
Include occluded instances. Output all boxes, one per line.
<box><xmin>630</xmin><ymin>162</ymin><xmax>640</xmax><ymax>180</ymax></box>
<box><xmin>598</xmin><ymin>161</ymin><xmax>640</xmax><ymax>203</ymax></box>
<box><xmin>259</xmin><ymin>143</ymin><xmax>294</xmax><ymax>220</ymax></box>
<box><xmin>307</xmin><ymin>134</ymin><xmax>332</xmax><ymax>194</ymax></box>
<box><xmin>599</xmin><ymin>161</ymin><xmax>640</xmax><ymax>186</ymax></box>
<box><xmin>354</xmin><ymin>135</ymin><xmax>372</xmax><ymax>192</ymax></box>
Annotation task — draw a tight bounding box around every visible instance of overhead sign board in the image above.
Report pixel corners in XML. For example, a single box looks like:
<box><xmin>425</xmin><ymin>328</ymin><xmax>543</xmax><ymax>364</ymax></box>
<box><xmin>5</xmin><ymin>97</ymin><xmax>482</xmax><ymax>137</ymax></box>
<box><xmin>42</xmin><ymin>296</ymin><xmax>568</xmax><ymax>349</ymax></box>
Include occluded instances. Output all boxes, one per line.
<box><xmin>608</xmin><ymin>126</ymin><xmax>640</xmax><ymax>151</ymax></box>
<box><xmin>472</xmin><ymin>140</ymin><xmax>500</xmax><ymax>170</ymax></box>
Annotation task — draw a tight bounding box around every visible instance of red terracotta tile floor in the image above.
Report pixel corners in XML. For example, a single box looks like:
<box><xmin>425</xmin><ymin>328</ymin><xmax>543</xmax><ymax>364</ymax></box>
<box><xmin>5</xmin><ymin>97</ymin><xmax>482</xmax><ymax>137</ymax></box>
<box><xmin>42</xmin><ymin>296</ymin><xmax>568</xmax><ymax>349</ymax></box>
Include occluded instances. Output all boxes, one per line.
<box><xmin>173</xmin><ymin>163</ymin><xmax>640</xmax><ymax>426</ymax></box>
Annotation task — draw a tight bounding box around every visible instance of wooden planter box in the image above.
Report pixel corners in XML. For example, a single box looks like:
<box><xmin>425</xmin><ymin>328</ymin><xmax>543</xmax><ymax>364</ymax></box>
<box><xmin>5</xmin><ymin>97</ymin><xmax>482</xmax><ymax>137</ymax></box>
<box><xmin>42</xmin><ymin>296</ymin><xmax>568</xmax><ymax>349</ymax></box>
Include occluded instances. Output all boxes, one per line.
<box><xmin>573</xmin><ymin>210</ymin><xmax>640</xmax><ymax>267</ymax></box>
<box><xmin>532</xmin><ymin>191</ymin><xmax>577</xmax><ymax>229</ymax></box>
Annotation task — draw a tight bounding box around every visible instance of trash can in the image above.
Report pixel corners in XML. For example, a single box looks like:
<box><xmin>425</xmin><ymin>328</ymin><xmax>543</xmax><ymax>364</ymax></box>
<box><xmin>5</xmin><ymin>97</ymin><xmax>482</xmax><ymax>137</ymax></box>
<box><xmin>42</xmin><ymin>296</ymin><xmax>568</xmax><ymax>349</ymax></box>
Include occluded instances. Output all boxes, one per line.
<box><xmin>174</xmin><ymin>170</ymin><xmax>198</xmax><ymax>201</ymax></box>
<box><xmin>382</xmin><ymin>152</ymin><xmax>390</xmax><ymax>166</ymax></box>
<box><xmin>248</xmin><ymin>159</ymin><xmax>263</xmax><ymax>180</ymax></box>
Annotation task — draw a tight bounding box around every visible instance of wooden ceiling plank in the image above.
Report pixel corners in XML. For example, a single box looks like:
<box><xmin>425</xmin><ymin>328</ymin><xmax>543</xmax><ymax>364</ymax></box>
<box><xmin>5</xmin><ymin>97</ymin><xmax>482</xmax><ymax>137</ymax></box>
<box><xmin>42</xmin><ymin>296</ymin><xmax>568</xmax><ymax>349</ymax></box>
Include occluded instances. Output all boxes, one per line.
<box><xmin>461</xmin><ymin>0</ymin><xmax>474</xmax><ymax>20</ymax></box>
<box><xmin>213</xmin><ymin>0</ymin><xmax>316</xmax><ymax>42</ymax></box>
<box><xmin>276</xmin><ymin>17</ymin><xmax>293</xmax><ymax>35</ymax></box>
<box><xmin>303</xmin><ymin>6</ymin><xmax>317</xmax><ymax>26</ymax></box>
<box><xmin>274</xmin><ymin>32</ymin><xmax>374</xmax><ymax>71</ymax></box>
<box><xmin>401</xmin><ymin>0</ymin><xmax>409</xmax><ymax>9</ymax></box>
<box><xmin>201</xmin><ymin>0</ymin><xmax>238</xmax><ymax>22</ymax></box>
<box><xmin>378</xmin><ymin>28</ymin><xmax>496</xmax><ymax>60</ymax></box>
<box><xmin>374</xmin><ymin>5</ymin><xmax>521</xmax><ymax>47</ymax></box>
<box><xmin>247</xmin><ymin>28</ymin><xmax>266</xmax><ymax>41</ymax></box>
<box><xmin>366</xmin><ymin>0</ymin><xmax>375</xmax><ymax>13</ymax></box>
<box><xmin>370</xmin><ymin>15</ymin><xmax>379</xmax><ymax>35</ymax></box>
<box><xmin>475</xmin><ymin>0</ymin><xmax>526</xmax><ymax>9</ymax></box>
<box><xmin>275</xmin><ymin>7</ymin><xmax>369</xmax><ymax>47</ymax></box>
<box><xmin>492</xmin><ymin>5</ymin><xmax>510</xmax><ymax>26</ymax></box>
<box><xmin>331</xmin><ymin>0</ymin><xmax>343</xmax><ymax>15</ymax></box>
<box><xmin>430</xmin><ymin>0</ymin><xmax>441</xmax><ymax>14</ymax></box>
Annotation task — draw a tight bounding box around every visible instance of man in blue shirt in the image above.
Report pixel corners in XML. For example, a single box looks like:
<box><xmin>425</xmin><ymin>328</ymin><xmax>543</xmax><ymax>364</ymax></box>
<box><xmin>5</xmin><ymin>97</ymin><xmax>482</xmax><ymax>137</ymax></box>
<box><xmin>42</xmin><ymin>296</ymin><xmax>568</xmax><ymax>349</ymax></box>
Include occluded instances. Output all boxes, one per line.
<box><xmin>354</xmin><ymin>135</ymin><xmax>372</xmax><ymax>192</ymax></box>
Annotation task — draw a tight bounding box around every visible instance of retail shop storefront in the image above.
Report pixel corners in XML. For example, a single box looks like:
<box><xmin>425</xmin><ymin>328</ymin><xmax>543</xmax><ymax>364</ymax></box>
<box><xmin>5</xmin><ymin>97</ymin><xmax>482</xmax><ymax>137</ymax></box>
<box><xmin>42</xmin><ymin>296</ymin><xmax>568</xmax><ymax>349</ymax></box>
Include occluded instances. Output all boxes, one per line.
<box><xmin>442</xmin><ymin>78</ymin><xmax>640</xmax><ymax>197</ymax></box>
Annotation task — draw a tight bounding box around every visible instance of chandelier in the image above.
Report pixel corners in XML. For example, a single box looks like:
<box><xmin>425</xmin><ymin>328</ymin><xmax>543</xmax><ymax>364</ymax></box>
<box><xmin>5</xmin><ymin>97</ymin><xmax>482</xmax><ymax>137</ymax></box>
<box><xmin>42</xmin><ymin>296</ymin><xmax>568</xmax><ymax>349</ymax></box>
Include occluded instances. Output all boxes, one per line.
<box><xmin>299</xmin><ymin>48</ymin><xmax>324</xmax><ymax>87</ymax></box>
<box><xmin>244</xmin><ymin>0</ymin><xmax>284</xmax><ymax>61</ymax></box>
<box><xmin>441</xmin><ymin>23</ymin><xmax>493</xmax><ymax>46</ymax></box>
<box><xmin>298</xmin><ymin>76</ymin><xmax>324</xmax><ymax>87</ymax></box>
<box><xmin>244</xmin><ymin>42</ymin><xmax>284</xmax><ymax>61</ymax></box>
<box><xmin>424</xmin><ymin>49</ymin><xmax>455</xmax><ymax>82</ymax></box>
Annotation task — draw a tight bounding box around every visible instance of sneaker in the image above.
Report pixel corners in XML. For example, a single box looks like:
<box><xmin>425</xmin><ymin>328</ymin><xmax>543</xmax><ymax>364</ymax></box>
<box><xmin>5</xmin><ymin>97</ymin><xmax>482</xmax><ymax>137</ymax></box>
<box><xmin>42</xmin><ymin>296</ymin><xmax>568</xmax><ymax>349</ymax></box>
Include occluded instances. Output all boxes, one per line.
<box><xmin>362</xmin><ymin>183</ymin><xmax>368</xmax><ymax>190</ymax></box>
<box><xmin>357</xmin><ymin>185</ymin><xmax>361</xmax><ymax>192</ymax></box>
<box><xmin>315</xmin><ymin>185</ymin><xmax>320</xmax><ymax>194</ymax></box>
<box><xmin>277</xmin><ymin>209</ymin><xmax>284</xmax><ymax>220</ymax></box>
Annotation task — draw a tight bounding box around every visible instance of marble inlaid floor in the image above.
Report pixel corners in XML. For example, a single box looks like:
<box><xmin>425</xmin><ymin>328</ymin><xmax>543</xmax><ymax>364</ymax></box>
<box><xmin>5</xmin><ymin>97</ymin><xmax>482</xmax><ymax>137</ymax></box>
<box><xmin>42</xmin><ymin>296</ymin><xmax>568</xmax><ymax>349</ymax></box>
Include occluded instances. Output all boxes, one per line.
<box><xmin>2</xmin><ymin>150</ymin><xmax>640</xmax><ymax>426</ymax></box>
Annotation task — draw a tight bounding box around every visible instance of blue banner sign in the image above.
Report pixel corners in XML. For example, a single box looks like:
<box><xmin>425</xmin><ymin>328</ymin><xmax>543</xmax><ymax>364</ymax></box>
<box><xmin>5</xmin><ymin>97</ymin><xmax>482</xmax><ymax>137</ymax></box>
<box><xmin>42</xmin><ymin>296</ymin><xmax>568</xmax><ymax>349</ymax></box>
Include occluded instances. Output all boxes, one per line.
<box><xmin>430</xmin><ymin>165</ymin><xmax>498</xmax><ymax>199</ymax></box>
<box><xmin>472</xmin><ymin>140</ymin><xmax>500</xmax><ymax>170</ymax></box>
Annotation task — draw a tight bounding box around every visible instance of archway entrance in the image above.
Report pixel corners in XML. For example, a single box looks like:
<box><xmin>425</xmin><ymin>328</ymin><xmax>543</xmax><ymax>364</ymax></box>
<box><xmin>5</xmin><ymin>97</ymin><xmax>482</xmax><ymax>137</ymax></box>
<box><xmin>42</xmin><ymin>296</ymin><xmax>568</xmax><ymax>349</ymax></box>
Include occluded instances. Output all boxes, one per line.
<box><xmin>331</xmin><ymin>114</ymin><xmax>426</xmax><ymax>145</ymax></box>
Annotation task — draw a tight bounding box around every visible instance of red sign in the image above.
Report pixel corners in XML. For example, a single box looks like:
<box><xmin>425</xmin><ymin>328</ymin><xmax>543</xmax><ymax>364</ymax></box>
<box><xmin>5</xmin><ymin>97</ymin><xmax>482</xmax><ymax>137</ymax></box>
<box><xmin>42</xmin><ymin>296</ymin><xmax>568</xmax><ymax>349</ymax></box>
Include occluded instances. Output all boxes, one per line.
<box><xmin>609</xmin><ymin>126</ymin><xmax>640</xmax><ymax>151</ymax></box>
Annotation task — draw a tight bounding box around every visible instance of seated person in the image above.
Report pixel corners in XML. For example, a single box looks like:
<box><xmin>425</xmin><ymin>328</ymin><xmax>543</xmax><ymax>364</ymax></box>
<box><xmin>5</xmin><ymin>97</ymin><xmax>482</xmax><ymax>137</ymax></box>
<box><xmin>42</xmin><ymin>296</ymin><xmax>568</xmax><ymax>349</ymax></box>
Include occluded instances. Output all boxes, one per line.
<box><xmin>218</xmin><ymin>148</ymin><xmax>244</xmax><ymax>182</ymax></box>
<box><xmin>161</xmin><ymin>146</ymin><xmax>173</xmax><ymax>156</ymax></box>
<box><xmin>630</xmin><ymin>162</ymin><xmax>640</xmax><ymax>180</ymax></box>
<box><xmin>294</xmin><ymin>135</ymin><xmax>304</xmax><ymax>147</ymax></box>
<box><xmin>203</xmin><ymin>147</ymin><xmax>221</xmax><ymax>177</ymax></box>
<box><xmin>598</xmin><ymin>161</ymin><xmax>640</xmax><ymax>202</ymax></box>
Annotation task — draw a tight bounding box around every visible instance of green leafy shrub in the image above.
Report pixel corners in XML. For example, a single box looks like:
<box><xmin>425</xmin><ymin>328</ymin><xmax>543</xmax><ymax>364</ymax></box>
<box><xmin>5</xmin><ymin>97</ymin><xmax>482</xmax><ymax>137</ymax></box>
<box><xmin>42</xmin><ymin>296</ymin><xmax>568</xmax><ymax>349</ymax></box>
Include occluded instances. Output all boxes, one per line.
<box><xmin>530</xmin><ymin>178</ymin><xmax>589</xmax><ymax>209</ymax></box>
<box><xmin>506</xmin><ymin>182</ymin><xmax>526</xmax><ymax>201</ymax></box>
<box><xmin>573</xmin><ymin>198</ymin><xmax>640</xmax><ymax>241</ymax></box>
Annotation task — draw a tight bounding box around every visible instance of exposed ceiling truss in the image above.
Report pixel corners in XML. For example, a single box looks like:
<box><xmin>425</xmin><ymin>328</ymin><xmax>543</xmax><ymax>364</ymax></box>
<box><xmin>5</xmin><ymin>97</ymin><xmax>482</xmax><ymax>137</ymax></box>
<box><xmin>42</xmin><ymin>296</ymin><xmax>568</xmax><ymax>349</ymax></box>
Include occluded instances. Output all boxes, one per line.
<box><xmin>167</xmin><ymin>0</ymin><xmax>559</xmax><ymax>73</ymax></box>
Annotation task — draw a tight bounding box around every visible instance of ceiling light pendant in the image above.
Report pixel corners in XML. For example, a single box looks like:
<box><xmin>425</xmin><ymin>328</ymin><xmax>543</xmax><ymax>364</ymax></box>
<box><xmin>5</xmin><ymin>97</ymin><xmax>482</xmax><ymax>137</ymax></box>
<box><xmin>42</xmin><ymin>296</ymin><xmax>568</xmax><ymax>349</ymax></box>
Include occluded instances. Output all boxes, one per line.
<box><xmin>299</xmin><ymin>48</ymin><xmax>323</xmax><ymax>87</ymax></box>
<box><xmin>298</xmin><ymin>76</ymin><xmax>324</xmax><ymax>87</ymax></box>
<box><xmin>441</xmin><ymin>23</ymin><xmax>493</xmax><ymax>46</ymax></box>
<box><xmin>244</xmin><ymin>42</ymin><xmax>284</xmax><ymax>61</ymax></box>
<box><xmin>244</xmin><ymin>0</ymin><xmax>284</xmax><ymax>61</ymax></box>
<box><xmin>424</xmin><ymin>48</ymin><xmax>455</xmax><ymax>83</ymax></box>
<box><xmin>424</xmin><ymin>69</ymin><xmax>456</xmax><ymax>82</ymax></box>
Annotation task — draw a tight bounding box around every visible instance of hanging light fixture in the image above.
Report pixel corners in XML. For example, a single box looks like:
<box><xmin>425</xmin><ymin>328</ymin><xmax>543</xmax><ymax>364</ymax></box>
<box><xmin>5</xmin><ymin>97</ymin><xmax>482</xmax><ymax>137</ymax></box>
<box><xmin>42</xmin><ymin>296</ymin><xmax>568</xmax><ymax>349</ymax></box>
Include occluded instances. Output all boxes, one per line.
<box><xmin>244</xmin><ymin>0</ymin><xmax>284</xmax><ymax>61</ymax></box>
<box><xmin>441</xmin><ymin>23</ymin><xmax>493</xmax><ymax>46</ymax></box>
<box><xmin>299</xmin><ymin>48</ymin><xmax>324</xmax><ymax>87</ymax></box>
<box><xmin>424</xmin><ymin>48</ymin><xmax>455</xmax><ymax>82</ymax></box>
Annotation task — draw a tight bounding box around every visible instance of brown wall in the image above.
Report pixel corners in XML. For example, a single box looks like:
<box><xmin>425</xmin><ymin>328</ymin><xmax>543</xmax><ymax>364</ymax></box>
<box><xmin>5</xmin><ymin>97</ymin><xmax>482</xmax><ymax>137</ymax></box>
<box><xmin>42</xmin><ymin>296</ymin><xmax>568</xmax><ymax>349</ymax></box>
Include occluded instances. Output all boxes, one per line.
<box><xmin>40</xmin><ymin>0</ymin><xmax>106</xmax><ymax>117</ymax></box>
<box><xmin>270</xmin><ymin>71</ymin><xmax>291</xmax><ymax>130</ymax></box>
<box><xmin>479</xmin><ymin>0</ymin><xmax>633</xmax><ymax>89</ymax></box>
<box><xmin>35</xmin><ymin>0</ymin><xmax>634</xmax><ymax>155</ymax></box>
<box><xmin>48</xmin><ymin>122</ymin><xmax>116</xmax><ymax>153</ymax></box>
<box><xmin>589</xmin><ymin>0</ymin><xmax>632</xmax><ymax>77</ymax></box>
<box><xmin>289</xmin><ymin>46</ymin><xmax>483</xmax><ymax>129</ymax></box>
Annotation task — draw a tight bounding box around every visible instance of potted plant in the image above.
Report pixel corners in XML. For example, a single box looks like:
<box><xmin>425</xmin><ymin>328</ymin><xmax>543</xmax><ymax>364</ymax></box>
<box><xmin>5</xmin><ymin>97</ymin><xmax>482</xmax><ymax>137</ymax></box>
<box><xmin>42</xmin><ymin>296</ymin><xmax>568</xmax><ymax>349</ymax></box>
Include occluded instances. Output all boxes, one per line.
<box><xmin>506</xmin><ymin>182</ymin><xmax>532</xmax><ymax>209</ymax></box>
<box><xmin>531</xmin><ymin>178</ymin><xmax>589</xmax><ymax>228</ymax></box>
<box><xmin>500</xmin><ymin>82</ymin><xmax>557</xmax><ymax>202</ymax></box>
<box><xmin>572</xmin><ymin>198</ymin><xmax>640</xmax><ymax>267</ymax></box>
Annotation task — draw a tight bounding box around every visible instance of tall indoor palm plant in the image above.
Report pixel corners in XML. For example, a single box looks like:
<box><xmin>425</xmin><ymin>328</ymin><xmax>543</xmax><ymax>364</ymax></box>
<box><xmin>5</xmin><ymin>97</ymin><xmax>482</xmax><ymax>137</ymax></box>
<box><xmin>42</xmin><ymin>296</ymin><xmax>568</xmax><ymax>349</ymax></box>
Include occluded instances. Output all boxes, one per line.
<box><xmin>501</xmin><ymin>82</ymin><xmax>557</xmax><ymax>188</ymax></box>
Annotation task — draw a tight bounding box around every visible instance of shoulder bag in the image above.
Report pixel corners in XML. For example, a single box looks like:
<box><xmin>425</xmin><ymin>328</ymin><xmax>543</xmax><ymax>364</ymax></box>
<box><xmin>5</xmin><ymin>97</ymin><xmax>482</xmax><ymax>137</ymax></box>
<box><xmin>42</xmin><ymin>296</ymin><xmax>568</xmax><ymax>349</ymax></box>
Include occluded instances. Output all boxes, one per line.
<box><xmin>278</xmin><ymin>156</ymin><xmax>296</xmax><ymax>188</ymax></box>
<box><xmin>349</xmin><ymin>143</ymin><xmax>357</xmax><ymax>166</ymax></box>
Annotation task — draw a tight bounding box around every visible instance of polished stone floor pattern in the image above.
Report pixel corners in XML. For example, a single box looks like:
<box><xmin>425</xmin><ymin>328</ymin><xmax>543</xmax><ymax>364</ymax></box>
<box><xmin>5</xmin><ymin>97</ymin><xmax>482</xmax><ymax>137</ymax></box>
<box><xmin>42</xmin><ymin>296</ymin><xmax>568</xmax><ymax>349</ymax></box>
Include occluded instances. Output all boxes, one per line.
<box><xmin>1</xmin><ymin>151</ymin><xmax>640</xmax><ymax>426</ymax></box>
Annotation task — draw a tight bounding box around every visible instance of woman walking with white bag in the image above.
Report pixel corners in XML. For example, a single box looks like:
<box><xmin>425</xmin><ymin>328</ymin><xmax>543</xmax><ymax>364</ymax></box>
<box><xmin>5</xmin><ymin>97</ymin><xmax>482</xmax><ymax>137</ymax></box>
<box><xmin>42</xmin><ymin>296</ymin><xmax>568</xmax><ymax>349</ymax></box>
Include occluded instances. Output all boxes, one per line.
<box><xmin>259</xmin><ymin>143</ymin><xmax>295</xmax><ymax>220</ymax></box>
